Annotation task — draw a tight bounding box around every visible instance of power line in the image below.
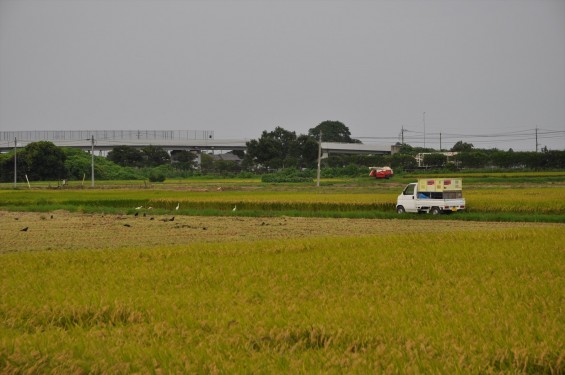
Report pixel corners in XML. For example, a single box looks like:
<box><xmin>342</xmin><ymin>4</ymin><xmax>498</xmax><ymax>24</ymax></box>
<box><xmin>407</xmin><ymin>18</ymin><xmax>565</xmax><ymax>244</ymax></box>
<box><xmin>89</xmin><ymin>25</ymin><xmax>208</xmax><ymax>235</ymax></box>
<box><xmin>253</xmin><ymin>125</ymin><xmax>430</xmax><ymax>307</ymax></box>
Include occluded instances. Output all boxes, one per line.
<box><xmin>352</xmin><ymin>126</ymin><xmax>564</xmax><ymax>151</ymax></box>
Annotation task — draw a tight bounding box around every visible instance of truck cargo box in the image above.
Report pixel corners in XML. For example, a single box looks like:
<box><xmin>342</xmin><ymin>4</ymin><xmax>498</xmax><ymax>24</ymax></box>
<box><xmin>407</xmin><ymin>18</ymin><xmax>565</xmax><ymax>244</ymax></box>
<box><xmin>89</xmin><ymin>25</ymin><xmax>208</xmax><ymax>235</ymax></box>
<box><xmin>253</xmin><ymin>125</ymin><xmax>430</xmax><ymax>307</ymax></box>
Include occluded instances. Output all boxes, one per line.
<box><xmin>417</xmin><ymin>178</ymin><xmax>462</xmax><ymax>192</ymax></box>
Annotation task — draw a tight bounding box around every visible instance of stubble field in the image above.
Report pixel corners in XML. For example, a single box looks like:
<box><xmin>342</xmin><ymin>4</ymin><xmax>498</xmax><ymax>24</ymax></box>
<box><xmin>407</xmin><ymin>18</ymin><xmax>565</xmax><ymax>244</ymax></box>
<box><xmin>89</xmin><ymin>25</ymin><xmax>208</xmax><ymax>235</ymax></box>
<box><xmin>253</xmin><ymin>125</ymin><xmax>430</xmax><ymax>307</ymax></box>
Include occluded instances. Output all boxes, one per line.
<box><xmin>0</xmin><ymin>210</ymin><xmax>551</xmax><ymax>253</ymax></box>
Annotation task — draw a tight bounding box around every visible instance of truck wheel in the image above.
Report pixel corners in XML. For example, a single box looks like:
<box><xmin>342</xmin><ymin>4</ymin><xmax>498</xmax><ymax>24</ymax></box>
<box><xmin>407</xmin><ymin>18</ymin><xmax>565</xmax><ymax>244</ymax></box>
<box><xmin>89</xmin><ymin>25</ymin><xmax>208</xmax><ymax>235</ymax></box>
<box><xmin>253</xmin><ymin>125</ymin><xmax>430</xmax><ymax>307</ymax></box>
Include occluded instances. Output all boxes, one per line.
<box><xmin>396</xmin><ymin>206</ymin><xmax>406</xmax><ymax>214</ymax></box>
<box><xmin>430</xmin><ymin>207</ymin><xmax>441</xmax><ymax>215</ymax></box>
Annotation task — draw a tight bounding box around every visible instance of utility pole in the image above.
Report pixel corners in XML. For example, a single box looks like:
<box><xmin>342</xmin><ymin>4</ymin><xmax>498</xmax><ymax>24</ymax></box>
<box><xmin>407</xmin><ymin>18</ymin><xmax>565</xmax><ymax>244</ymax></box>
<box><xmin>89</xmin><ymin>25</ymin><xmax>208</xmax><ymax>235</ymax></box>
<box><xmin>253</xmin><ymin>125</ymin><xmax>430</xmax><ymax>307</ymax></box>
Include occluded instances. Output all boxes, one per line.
<box><xmin>535</xmin><ymin>127</ymin><xmax>538</xmax><ymax>152</ymax></box>
<box><xmin>423</xmin><ymin>112</ymin><xmax>426</xmax><ymax>149</ymax></box>
<box><xmin>439</xmin><ymin>132</ymin><xmax>442</xmax><ymax>151</ymax></box>
<box><xmin>316</xmin><ymin>131</ymin><xmax>322</xmax><ymax>188</ymax></box>
<box><xmin>401</xmin><ymin>126</ymin><xmax>405</xmax><ymax>144</ymax></box>
<box><xmin>13</xmin><ymin>137</ymin><xmax>17</xmax><ymax>188</ymax></box>
<box><xmin>91</xmin><ymin>135</ymin><xmax>95</xmax><ymax>187</ymax></box>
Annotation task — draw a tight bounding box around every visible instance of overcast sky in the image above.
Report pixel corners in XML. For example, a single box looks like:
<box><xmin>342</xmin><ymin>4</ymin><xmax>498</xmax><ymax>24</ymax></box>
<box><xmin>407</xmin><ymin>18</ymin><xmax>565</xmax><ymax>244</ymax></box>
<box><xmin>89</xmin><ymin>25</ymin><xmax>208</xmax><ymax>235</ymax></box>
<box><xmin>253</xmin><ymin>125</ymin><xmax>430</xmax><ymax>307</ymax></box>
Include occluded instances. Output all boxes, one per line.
<box><xmin>1</xmin><ymin>0</ymin><xmax>564</xmax><ymax>151</ymax></box>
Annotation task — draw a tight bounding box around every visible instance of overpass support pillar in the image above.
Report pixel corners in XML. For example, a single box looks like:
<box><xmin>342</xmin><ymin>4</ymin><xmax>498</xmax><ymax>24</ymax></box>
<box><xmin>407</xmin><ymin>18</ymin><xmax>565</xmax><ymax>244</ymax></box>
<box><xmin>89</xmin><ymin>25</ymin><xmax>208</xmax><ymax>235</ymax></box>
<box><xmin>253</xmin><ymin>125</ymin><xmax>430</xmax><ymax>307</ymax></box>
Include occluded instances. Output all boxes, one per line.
<box><xmin>196</xmin><ymin>150</ymin><xmax>202</xmax><ymax>171</ymax></box>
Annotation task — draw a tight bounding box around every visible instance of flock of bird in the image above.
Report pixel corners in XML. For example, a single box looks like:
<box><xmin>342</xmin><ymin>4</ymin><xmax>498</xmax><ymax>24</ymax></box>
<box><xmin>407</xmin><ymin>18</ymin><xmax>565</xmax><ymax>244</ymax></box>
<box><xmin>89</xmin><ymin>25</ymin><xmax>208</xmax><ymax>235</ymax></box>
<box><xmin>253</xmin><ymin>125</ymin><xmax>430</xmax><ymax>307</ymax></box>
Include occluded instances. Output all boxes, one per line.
<box><xmin>19</xmin><ymin>202</ymin><xmax>239</xmax><ymax>232</ymax></box>
<box><xmin>134</xmin><ymin>202</ymin><xmax>236</xmax><ymax>212</ymax></box>
<box><xmin>123</xmin><ymin>202</ymin><xmax>237</xmax><ymax>227</ymax></box>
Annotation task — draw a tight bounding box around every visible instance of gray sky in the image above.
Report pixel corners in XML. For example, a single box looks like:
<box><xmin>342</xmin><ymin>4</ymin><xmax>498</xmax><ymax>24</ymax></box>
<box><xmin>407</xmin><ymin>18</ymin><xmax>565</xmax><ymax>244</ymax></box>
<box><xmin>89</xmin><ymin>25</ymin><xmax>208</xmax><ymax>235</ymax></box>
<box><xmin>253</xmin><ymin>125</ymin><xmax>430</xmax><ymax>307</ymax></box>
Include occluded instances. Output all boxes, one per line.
<box><xmin>1</xmin><ymin>0</ymin><xmax>564</xmax><ymax>151</ymax></box>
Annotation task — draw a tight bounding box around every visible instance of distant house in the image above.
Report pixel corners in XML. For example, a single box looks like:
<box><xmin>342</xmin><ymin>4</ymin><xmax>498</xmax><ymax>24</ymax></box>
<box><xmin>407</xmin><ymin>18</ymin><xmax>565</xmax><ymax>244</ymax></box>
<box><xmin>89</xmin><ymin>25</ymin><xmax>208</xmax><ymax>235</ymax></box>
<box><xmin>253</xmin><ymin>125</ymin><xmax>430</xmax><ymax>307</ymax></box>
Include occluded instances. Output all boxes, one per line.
<box><xmin>211</xmin><ymin>152</ymin><xmax>242</xmax><ymax>164</ymax></box>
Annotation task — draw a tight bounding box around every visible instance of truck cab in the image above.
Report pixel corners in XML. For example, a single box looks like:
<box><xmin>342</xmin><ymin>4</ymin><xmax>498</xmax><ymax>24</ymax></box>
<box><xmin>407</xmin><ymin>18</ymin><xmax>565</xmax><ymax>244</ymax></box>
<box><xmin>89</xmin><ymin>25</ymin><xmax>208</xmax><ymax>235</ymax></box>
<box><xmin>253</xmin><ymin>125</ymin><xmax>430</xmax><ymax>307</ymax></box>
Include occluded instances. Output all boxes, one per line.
<box><xmin>396</xmin><ymin>178</ymin><xmax>465</xmax><ymax>215</ymax></box>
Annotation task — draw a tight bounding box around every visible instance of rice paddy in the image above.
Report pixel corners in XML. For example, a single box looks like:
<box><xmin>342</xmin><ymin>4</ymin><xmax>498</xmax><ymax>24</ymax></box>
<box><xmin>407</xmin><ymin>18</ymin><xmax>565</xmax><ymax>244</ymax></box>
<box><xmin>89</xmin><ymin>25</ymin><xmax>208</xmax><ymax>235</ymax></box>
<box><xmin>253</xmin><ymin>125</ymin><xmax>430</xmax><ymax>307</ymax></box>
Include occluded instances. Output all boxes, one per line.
<box><xmin>1</xmin><ymin>176</ymin><xmax>564</xmax><ymax>373</ymax></box>
<box><xmin>1</xmin><ymin>182</ymin><xmax>564</xmax><ymax>220</ymax></box>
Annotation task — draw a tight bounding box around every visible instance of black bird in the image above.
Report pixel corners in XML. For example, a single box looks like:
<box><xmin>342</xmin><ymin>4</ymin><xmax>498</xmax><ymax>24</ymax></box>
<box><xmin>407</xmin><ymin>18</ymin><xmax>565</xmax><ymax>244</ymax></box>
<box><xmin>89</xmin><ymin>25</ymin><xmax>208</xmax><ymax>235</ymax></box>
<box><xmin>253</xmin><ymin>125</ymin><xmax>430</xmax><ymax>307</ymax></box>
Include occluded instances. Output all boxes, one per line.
<box><xmin>123</xmin><ymin>224</ymin><xmax>131</xmax><ymax>227</ymax></box>
<box><xmin>170</xmin><ymin>216</ymin><xmax>175</xmax><ymax>222</ymax></box>
<box><xmin>134</xmin><ymin>212</ymin><xmax>139</xmax><ymax>217</ymax></box>
<box><xmin>50</xmin><ymin>215</ymin><xmax>53</xmax><ymax>219</ymax></box>
<box><xmin>20</xmin><ymin>227</ymin><xmax>28</xmax><ymax>232</ymax></box>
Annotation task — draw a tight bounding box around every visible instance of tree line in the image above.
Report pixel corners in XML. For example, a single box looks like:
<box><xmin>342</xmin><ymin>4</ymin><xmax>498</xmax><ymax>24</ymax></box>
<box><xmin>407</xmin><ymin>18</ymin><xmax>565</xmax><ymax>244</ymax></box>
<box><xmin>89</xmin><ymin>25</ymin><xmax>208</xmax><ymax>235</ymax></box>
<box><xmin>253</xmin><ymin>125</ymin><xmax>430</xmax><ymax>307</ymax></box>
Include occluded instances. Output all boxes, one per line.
<box><xmin>409</xmin><ymin>141</ymin><xmax>565</xmax><ymax>170</ymax></box>
<box><xmin>243</xmin><ymin>121</ymin><xmax>357</xmax><ymax>170</ymax></box>
<box><xmin>1</xmin><ymin>120</ymin><xmax>564</xmax><ymax>182</ymax></box>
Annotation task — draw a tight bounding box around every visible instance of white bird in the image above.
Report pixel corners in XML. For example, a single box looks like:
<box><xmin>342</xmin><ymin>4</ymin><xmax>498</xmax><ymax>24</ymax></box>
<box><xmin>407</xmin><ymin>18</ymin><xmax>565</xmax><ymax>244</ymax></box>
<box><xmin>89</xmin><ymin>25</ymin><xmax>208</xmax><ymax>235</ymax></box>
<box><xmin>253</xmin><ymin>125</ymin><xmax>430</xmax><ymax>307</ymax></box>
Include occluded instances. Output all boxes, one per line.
<box><xmin>232</xmin><ymin>205</ymin><xmax>237</xmax><ymax>211</ymax></box>
<box><xmin>135</xmin><ymin>206</ymin><xmax>143</xmax><ymax>210</ymax></box>
<box><xmin>175</xmin><ymin>203</ymin><xmax>180</xmax><ymax>210</ymax></box>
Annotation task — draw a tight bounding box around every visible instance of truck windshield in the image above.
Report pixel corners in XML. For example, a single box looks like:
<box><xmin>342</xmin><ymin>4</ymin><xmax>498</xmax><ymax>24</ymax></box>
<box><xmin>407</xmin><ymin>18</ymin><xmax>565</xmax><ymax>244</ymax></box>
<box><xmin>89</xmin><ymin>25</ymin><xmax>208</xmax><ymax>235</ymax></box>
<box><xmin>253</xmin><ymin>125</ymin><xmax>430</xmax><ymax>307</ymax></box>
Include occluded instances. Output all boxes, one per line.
<box><xmin>403</xmin><ymin>184</ymin><xmax>415</xmax><ymax>195</ymax></box>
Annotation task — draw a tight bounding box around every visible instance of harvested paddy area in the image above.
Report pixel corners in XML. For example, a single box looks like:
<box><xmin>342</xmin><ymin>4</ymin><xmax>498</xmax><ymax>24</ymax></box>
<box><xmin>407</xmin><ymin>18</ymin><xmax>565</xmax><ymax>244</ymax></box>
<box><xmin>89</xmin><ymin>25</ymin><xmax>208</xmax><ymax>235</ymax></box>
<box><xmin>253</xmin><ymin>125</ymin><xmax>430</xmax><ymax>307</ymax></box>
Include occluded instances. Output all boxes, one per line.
<box><xmin>1</xmin><ymin>210</ymin><xmax>561</xmax><ymax>253</ymax></box>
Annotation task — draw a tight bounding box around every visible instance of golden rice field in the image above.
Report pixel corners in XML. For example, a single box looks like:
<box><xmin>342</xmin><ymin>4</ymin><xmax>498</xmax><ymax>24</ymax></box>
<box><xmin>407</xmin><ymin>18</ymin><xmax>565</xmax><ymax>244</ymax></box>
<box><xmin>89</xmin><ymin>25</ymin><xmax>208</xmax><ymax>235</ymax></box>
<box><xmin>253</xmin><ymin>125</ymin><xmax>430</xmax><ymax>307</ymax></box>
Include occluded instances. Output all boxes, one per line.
<box><xmin>1</xmin><ymin>209</ymin><xmax>564</xmax><ymax>373</ymax></box>
<box><xmin>1</xmin><ymin>176</ymin><xmax>564</xmax><ymax>373</ymax></box>
<box><xmin>464</xmin><ymin>188</ymin><xmax>565</xmax><ymax>214</ymax></box>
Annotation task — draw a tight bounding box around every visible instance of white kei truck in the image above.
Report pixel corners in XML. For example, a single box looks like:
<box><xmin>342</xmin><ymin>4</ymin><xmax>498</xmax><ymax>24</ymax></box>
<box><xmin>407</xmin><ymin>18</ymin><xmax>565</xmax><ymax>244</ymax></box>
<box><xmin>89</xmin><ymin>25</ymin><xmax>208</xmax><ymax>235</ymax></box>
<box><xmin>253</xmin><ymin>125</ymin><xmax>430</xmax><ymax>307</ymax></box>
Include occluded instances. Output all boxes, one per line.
<box><xmin>396</xmin><ymin>178</ymin><xmax>466</xmax><ymax>215</ymax></box>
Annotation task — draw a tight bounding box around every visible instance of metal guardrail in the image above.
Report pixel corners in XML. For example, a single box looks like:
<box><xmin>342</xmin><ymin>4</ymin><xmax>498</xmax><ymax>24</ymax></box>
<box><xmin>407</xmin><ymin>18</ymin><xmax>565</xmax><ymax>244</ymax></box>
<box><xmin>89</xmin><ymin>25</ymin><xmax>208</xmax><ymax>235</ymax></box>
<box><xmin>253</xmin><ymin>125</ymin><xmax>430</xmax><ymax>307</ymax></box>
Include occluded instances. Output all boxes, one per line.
<box><xmin>0</xmin><ymin>130</ymin><xmax>214</xmax><ymax>142</ymax></box>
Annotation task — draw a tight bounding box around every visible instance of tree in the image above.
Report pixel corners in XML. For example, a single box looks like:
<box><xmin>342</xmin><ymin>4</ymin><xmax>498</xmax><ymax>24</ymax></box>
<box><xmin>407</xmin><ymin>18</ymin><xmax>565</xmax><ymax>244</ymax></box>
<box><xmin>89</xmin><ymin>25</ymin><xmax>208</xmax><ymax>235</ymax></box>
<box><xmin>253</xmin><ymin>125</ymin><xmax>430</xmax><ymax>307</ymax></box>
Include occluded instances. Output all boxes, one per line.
<box><xmin>246</xmin><ymin>127</ymin><xmax>298</xmax><ymax>169</ymax></box>
<box><xmin>200</xmin><ymin>153</ymin><xmax>215</xmax><ymax>171</ymax></box>
<box><xmin>141</xmin><ymin>145</ymin><xmax>170</xmax><ymax>167</ymax></box>
<box><xmin>308</xmin><ymin>121</ymin><xmax>360</xmax><ymax>143</ymax></box>
<box><xmin>63</xmin><ymin>148</ymin><xmax>92</xmax><ymax>180</ymax></box>
<box><xmin>455</xmin><ymin>151</ymin><xmax>488</xmax><ymax>168</ymax></box>
<box><xmin>546</xmin><ymin>151</ymin><xmax>565</xmax><ymax>168</ymax></box>
<box><xmin>213</xmin><ymin>160</ymin><xmax>241</xmax><ymax>173</ymax></box>
<box><xmin>390</xmin><ymin>154</ymin><xmax>417</xmax><ymax>170</ymax></box>
<box><xmin>293</xmin><ymin>134</ymin><xmax>319</xmax><ymax>168</ymax></box>
<box><xmin>451</xmin><ymin>141</ymin><xmax>474</xmax><ymax>152</ymax></box>
<box><xmin>422</xmin><ymin>153</ymin><xmax>448</xmax><ymax>168</ymax></box>
<box><xmin>23</xmin><ymin>141</ymin><xmax>67</xmax><ymax>180</ymax></box>
<box><xmin>490</xmin><ymin>150</ymin><xmax>515</xmax><ymax>168</ymax></box>
<box><xmin>396</xmin><ymin>143</ymin><xmax>416</xmax><ymax>155</ymax></box>
<box><xmin>171</xmin><ymin>150</ymin><xmax>198</xmax><ymax>170</ymax></box>
<box><xmin>0</xmin><ymin>151</ymin><xmax>29</xmax><ymax>183</ymax></box>
<box><xmin>107</xmin><ymin>146</ymin><xmax>144</xmax><ymax>167</ymax></box>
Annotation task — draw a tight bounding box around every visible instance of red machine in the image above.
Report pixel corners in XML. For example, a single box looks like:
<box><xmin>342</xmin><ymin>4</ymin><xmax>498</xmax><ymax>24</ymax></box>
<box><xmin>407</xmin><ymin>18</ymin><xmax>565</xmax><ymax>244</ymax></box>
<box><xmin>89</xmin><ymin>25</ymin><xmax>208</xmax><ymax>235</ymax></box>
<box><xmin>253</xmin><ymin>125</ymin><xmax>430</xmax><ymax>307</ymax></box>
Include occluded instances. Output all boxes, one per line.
<box><xmin>369</xmin><ymin>166</ymin><xmax>393</xmax><ymax>179</ymax></box>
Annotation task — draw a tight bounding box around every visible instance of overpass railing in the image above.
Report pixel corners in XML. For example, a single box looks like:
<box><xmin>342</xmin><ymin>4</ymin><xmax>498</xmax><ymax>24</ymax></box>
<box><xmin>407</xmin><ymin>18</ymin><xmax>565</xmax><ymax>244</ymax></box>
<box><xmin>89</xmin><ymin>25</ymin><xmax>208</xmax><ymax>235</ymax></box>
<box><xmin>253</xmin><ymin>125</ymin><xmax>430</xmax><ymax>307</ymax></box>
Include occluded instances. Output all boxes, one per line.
<box><xmin>0</xmin><ymin>130</ymin><xmax>214</xmax><ymax>142</ymax></box>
